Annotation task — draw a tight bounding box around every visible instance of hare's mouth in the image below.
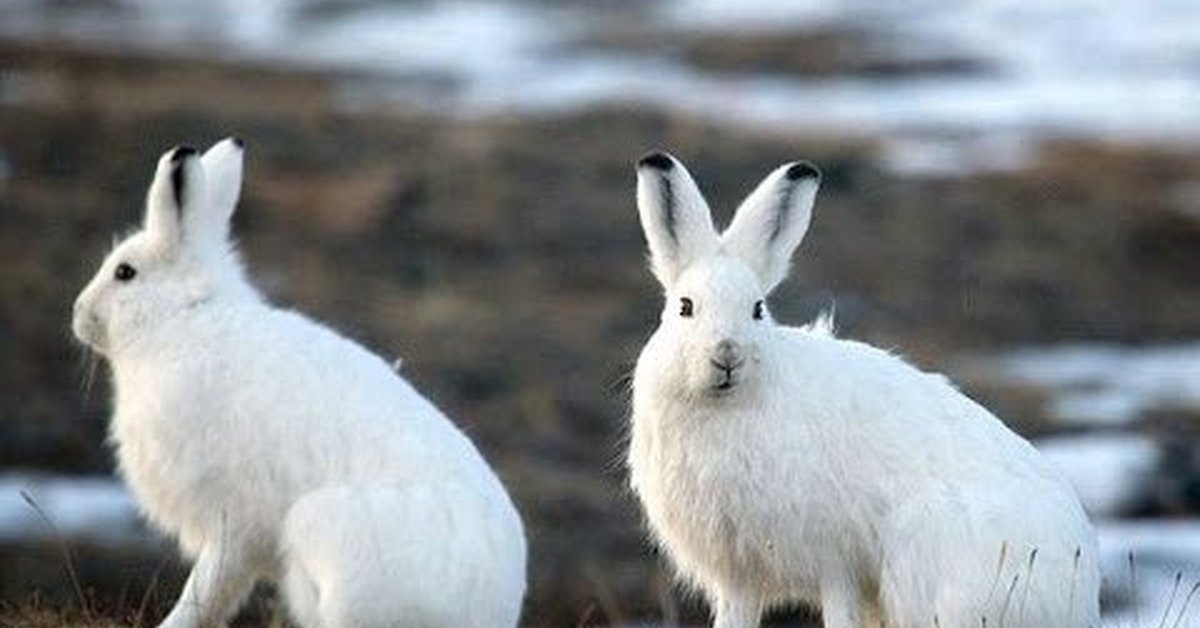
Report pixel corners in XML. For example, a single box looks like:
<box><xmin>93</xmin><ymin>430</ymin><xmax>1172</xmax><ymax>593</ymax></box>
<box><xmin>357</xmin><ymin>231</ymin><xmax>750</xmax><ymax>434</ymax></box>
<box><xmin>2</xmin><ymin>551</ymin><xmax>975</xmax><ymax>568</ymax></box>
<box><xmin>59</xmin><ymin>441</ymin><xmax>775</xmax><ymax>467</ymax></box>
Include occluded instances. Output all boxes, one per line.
<box><xmin>708</xmin><ymin>358</ymin><xmax>741</xmax><ymax>395</ymax></box>
<box><xmin>710</xmin><ymin>373</ymin><xmax>738</xmax><ymax>395</ymax></box>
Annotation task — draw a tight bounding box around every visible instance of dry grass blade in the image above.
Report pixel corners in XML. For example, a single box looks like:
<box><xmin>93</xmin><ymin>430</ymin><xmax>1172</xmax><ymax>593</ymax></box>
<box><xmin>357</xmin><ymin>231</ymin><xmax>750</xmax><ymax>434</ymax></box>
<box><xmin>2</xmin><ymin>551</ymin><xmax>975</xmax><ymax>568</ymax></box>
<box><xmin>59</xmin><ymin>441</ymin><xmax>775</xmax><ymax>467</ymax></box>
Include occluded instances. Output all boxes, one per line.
<box><xmin>19</xmin><ymin>491</ymin><xmax>92</xmax><ymax>622</ymax></box>
<box><xmin>1068</xmin><ymin>546</ymin><xmax>1081</xmax><ymax>625</ymax></box>
<box><xmin>997</xmin><ymin>572</ymin><xmax>1021</xmax><ymax>628</ymax></box>
<box><xmin>985</xmin><ymin>540</ymin><xmax>1009</xmax><ymax>608</ymax></box>
<box><xmin>1130</xmin><ymin>551</ymin><xmax>1140</xmax><ymax>628</ymax></box>
<box><xmin>1157</xmin><ymin>572</ymin><xmax>1183</xmax><ymax>628</ymax></box>
<box><xmin>1171</xmin><ymin>580</ymin><xmax>1200</xmax><ymax>628</ymax></box>
<box><xmin>131</xmin><ymin>558</ymin><xmax>170</xmax><ymax>628</ymax></box>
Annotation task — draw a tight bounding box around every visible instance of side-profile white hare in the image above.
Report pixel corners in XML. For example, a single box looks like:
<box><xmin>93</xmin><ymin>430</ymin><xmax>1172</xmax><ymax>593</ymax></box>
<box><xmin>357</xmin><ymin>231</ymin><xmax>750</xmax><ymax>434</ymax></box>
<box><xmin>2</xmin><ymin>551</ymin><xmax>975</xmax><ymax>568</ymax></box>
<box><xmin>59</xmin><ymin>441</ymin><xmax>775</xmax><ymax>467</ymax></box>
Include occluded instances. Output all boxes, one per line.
<box><xmin>626</xmin><ymin>152</ymin><xmax>1100</xmax><ymax>628</ymax></box>
<box><xmin>72</xmin><ymin>139</ymin><xmax>526</xmax><ymax>628</ymax></box>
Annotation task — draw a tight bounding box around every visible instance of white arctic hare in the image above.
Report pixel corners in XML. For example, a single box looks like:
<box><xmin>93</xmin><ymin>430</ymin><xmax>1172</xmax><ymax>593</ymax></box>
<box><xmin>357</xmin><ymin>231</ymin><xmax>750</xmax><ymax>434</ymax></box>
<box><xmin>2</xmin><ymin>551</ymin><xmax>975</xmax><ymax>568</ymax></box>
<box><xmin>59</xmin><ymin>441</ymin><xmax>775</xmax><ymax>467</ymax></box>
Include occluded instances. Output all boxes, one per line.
<box><xmin>626</xmin><ymin>152</ymin><xmax>1100</xmax><ymax>628</ymax></box>
<box><xmin>72</xmin><ymin>139</ymin><xmax>526</xmax><ymax>628</ymax></box>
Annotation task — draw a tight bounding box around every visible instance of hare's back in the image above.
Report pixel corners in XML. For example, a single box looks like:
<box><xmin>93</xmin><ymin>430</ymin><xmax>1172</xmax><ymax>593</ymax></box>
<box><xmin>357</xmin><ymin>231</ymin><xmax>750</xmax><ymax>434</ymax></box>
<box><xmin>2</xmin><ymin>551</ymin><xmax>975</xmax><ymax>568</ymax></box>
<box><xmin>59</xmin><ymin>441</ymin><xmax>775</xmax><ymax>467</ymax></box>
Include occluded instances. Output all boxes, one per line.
<box><xmin>191</xmin><ymin>305</ymin><xmax>487</xmax><ymax>479</ymax></box>
<box><xmin>776</xmin><ymin>329</ymin><xmax>1072</xmax><ymax>493</ymax></box>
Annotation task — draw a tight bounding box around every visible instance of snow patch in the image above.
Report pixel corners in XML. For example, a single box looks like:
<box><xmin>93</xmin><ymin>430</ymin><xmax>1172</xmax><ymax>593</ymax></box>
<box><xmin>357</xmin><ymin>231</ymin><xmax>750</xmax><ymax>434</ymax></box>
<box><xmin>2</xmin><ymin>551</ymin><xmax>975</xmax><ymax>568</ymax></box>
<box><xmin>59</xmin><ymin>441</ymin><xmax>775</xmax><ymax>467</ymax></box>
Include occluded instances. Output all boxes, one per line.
<box><xmin>1036</xmin><ymin>434</ymin><xmax>1160</xmax><ymax>518</ymax></box>
<box><xmin>972</xmin><ymin>343</ymin><xmax>1200</xmax><ymax>427</ymax></box>
<box><xmin>1099</xmin><ymin>519</ymin><xmax>1200</xmax><ymax>627</ymax></box>
<box><xmin>0</xmin><ymin>0</ymin><xmax>1197</xmax><ymax>144</ymax></box>
<box><xmin>0</xmin><ymin>473</ymin><xmax>147</xmax><ymax>545</ymax></box>
<box><xmin>878</xmin><ymin>133</ymin><xmax>1036</xmax><ymax>177</ymax></box>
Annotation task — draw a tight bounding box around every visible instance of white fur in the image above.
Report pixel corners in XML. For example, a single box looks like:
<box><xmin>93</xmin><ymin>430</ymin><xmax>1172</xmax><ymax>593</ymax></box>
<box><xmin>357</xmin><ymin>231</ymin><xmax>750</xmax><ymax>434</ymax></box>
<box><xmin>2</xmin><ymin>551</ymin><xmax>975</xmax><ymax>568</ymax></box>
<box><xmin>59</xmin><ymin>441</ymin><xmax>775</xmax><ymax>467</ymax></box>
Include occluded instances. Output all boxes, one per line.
<box><xmin>627</xmin><ymin>153</ymin><xmax>1100</xmax><ymax>628</ymax></box>
<box><xmin>72</xmin><ymin>139</ymin><xmax>526</xmax><ymax>628</ymax></box>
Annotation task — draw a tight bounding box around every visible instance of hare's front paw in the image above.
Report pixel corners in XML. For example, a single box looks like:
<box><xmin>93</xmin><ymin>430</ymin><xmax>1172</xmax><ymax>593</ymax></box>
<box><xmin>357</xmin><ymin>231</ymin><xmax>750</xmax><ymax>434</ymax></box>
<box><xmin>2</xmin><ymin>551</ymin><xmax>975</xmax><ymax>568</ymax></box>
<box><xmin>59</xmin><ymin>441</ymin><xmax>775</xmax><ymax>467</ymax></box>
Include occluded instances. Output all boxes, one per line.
<box><xmin>156</xmin><ymin>610</ymin><xmax>203</xmax><ymax>628</ymax></box>
<box><xmin>157</xmin><ymin>605</ymin><xmax>230</xmax><ymax>628</ymax></box>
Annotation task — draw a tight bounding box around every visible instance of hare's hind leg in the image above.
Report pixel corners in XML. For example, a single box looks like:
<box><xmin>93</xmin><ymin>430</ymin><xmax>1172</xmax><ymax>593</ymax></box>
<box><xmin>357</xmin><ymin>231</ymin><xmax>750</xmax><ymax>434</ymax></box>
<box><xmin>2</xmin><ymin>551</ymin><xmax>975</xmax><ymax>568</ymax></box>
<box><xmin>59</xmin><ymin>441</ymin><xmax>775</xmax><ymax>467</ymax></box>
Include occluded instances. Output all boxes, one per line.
<box><xmin>876</xmin><ymin>490</ymin><xmax>983</xmax><ymax>628</ymax></box>
<box><xmin>880</xmin><ymin>488</ymin><xmax>1100</xmax><ymax>628</ymax></box>
<box><xmin>279</xmin><ymin>482</ymin><xmax>522</xmax><ymax>628</ymax></box>
<box><xmin>712</xmin><ymin>592</ymin><xmax>761</xmax><ymax>628</ymax></box>
<box><xmin>158</xmin><ymin>540</ymin><xmax>263</xmax><ymax>628</ymax></box>
<box><xmin>817</xmin><ymin>566</ymin><xmax>877</xmax><ymax>628</ymax></box>
<box><xmin>279</xmin><ymin>484</ymin><xmax>458</xmax><ymax>628</ymax></box>
<box><xmin>279</xmin><ymin>557</ymin><xmax>320</xmax><ymax>628</ymax></box>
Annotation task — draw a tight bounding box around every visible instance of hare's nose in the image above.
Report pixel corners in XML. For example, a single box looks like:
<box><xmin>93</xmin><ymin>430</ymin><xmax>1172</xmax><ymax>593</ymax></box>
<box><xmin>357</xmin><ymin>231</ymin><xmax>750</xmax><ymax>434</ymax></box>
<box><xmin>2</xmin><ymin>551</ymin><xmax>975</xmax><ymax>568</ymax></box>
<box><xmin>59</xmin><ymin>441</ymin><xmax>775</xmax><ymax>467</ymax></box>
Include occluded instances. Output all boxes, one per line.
<box><xmin>711</xmin><ymin>339</ymin><xmax>744</xmax><ymax>371</ymax></box>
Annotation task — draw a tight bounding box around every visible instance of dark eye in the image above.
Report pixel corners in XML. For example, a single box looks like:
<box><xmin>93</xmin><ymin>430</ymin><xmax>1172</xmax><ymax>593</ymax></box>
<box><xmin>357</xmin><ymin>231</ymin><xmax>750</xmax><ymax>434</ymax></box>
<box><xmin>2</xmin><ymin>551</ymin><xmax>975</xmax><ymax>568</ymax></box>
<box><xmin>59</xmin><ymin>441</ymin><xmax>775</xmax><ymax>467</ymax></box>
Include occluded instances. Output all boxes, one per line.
<box><xmin>753</xmin><ymin>300</ymin><xmax>765</xmax><ymax>320</ymax></box>
<box><xmin>679</xmin><ymin>297</ymin><xmax>694</xmax><ymax>318</ymax></box>
<box><xmin>114</xmin><ymin>263</ymin><xmax>137</xmax><ymax>282</ymax></box>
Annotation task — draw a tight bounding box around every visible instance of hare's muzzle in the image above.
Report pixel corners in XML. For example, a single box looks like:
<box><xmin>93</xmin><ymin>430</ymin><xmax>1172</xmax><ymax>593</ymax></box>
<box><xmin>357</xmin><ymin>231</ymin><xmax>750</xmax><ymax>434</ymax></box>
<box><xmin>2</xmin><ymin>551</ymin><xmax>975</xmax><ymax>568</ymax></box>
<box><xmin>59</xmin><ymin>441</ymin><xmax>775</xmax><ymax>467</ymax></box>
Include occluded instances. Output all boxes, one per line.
<box><xmin>71</xmin><ymin>299</ymin><xmax>104</xmax><ymax>351</ymax></box>
<box><xmin>709</xmin><ymin>339</ymin><xmax>745</xmax><ymax>391</ymax></box>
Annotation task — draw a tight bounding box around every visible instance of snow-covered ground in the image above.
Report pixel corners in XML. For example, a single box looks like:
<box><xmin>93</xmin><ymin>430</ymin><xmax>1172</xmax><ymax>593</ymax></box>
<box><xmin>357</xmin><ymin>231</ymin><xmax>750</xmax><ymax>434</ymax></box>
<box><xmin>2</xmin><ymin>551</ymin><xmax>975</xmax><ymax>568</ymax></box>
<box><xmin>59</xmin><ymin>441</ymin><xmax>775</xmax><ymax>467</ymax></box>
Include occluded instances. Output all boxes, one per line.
<box><xmin>969</xmin><ymin>342</ymin><xmax>1200</xmax><ymax>427</ymax></box>
<box><xmin>2</xmin><ymin>467</ymin><xmax>1199</xmax><ymax>625</ymax></box>
<box><xmin>1100</xmin><ymin>520</ymin><xmax>1200</xmax><ymax>627</ymax></box>
<box><xmin>0</xmin><ymin>0</ymin><xmax>1196</xmax><ymax>156</ymax></box>
<box><xmin>3</xmin><ymin>340</ymin><xmax>1197</xmax><ymax>622</ymax></box>
<box><xmin>0</xmin><ymin>472</ymin><xmax>148</xmax><ymax>546</ymax></box>
<box><xmin>971</xmin><ymin>342</ymin><xmax>1200</xmax><ymax>623</ymax></box>
<box><xmin>1037</xmin><ymin>433</ymin><xmax>1160</xmax><ymax>518</ymax></box>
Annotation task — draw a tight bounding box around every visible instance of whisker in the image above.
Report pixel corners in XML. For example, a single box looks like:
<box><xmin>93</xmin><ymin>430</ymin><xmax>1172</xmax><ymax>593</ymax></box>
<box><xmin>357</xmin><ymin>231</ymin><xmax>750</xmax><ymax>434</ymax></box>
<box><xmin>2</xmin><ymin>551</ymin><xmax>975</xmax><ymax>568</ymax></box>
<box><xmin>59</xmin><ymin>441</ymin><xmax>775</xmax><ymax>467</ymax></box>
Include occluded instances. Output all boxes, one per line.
<box><xmin>76</xmin><ymin>345</ymin><xmax>101</xmax><ymax>406</ymax></box>
<box><xmin>605</xmin><ymin>360</ymin><xmax>637</xmax><ymax>399</ymax></box>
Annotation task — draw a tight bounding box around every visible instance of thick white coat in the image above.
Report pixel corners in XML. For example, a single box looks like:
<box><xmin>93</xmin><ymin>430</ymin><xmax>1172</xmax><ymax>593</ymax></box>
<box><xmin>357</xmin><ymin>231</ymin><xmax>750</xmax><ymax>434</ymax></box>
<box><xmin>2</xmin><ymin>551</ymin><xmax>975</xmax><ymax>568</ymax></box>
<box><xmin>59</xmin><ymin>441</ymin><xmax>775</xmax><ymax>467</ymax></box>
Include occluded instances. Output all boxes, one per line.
<box><xmin>627</xmin><ymin>153</ymin><xmax>1100</xmax><ymax>628</ymax></box>
<box><xmin>72</xmin><ymin>140</ymin><xmax>526</xmax><ymax>628</ymax></box>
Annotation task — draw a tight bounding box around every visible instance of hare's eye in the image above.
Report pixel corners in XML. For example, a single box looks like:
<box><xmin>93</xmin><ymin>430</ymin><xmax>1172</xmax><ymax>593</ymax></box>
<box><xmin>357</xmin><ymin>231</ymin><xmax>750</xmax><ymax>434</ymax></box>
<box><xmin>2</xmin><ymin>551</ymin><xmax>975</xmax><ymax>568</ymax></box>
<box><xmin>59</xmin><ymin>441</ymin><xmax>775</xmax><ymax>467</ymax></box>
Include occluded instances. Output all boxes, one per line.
<box><xmin>114</xmin><ymin>263</ymin><xmax>137</xmax><ymax>282</ymax></box>
<box><xmin>679</xmin><ymin>297</ymin><xmax>694</xmax><ymax>318</ymax></box>
<box><xmin>753</xmin><ymin>300</ymin><xmax>765</xmax><ymax>321</ymax></box>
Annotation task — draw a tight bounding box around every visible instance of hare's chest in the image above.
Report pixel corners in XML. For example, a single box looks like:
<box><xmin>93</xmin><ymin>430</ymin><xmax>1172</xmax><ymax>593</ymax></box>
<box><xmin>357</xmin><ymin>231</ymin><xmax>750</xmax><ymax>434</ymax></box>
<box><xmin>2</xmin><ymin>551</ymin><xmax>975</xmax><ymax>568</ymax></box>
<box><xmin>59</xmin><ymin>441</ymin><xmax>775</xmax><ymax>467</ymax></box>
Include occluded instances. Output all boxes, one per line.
<box><xmin>630</xmin><ymin>408</ymin><xmax>821</xmax><ymax>595</ymax></box>
<box><xmin>109</xmin><ymin>373</ymin><xmax>230</xmax><ymax>551</ymax></box>
<box><xmin>110</xmin><ymin>413</ymin><xmax>198</xmax><ymax>542</ymax></box>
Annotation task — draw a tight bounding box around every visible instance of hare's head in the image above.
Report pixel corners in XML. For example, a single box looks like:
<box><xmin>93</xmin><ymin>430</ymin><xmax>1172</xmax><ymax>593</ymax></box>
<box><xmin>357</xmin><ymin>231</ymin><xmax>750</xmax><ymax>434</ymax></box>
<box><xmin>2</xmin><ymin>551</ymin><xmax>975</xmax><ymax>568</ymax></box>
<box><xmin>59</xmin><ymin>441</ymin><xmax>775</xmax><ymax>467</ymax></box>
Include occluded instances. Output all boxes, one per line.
<box><xmin>72</xmin><ymin>138</ymin><xmax>252</xmax><ymax>356</ymax></box>
<box><xmin>635</xmin><ymin>152</ymin><xmax>820</xmax><ymax>399</ymax></box>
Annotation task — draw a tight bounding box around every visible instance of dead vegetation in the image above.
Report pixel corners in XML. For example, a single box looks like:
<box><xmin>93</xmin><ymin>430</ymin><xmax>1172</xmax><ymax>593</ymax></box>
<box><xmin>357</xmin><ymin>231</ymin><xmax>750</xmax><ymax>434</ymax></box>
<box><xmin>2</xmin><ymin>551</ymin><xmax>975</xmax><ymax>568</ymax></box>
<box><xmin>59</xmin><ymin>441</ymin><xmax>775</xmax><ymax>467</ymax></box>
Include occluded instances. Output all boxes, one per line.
<box><xmin>1</xmin><ymin>36</ymin><xmax>1198</xmax><ymax>626</ymax></box>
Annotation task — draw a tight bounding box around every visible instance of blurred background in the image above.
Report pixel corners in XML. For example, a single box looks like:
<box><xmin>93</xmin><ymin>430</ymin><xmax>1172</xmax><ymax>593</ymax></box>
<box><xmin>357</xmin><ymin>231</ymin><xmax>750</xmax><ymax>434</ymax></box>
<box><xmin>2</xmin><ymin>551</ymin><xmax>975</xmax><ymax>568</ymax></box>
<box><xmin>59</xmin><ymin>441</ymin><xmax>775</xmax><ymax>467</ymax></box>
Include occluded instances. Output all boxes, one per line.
<box><xmin>0</xmin><ymin>0</ymin><xmax>1198</xmax><ymax>626</ymax></box>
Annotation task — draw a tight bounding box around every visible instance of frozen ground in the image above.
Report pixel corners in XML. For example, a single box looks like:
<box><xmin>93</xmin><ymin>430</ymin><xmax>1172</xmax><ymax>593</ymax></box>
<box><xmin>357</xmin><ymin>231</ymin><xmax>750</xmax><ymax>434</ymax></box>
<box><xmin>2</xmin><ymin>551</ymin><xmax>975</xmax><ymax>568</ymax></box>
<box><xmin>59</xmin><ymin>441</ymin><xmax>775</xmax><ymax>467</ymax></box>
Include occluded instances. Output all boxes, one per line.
<box><xmin>1100</xmin><ymin>520</ymin><xmax>1200</xmax><ymax>627</ymax></box>
<box><xmin>1036</xmin><ymin>433</ymin><xmax>1161</xmax><ymax>518</ymax></box>
<box><xmin>978</xmin><ymin>342</ymin><xmax>1200</xmax><ymax>623</ymax></box>
<box><xmin>0</xmin><ymin>472</ymin><xmax>148</xmax><ymax>546</ymax></box>
<box><xmin>2</xmin><ymin>342</ymin><xmax>1195</xmax><ymax>622</ymax></box>
<box><xmin>971</xmin><ymin>342</ymin><xmax>1200</xmax><ymax>427</ymax></box>
<box><xmin>0</xmin><ymin>0</ymin><xmax>1196</xmax><ymax>157</ymax></box>
<box><xmin>2</xmin><ymin>471</ymin><xmax>1197</xmax><ymax>625</ymax></box>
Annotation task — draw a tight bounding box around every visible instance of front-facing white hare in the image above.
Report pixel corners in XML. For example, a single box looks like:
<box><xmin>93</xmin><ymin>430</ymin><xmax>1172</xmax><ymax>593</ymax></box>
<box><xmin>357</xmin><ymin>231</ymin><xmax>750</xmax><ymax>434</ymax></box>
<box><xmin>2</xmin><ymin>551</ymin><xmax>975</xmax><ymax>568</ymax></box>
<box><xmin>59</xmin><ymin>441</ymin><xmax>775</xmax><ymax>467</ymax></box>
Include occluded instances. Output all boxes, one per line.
<box><xmin>626</xmin><ymin>152</ymin><xmax>1100</xmax><ymax>628</ymax></box>
<box><xmin>72</xmin><ymin>139</ymin><xmax>526</xmax><ymax>628</ymax></box>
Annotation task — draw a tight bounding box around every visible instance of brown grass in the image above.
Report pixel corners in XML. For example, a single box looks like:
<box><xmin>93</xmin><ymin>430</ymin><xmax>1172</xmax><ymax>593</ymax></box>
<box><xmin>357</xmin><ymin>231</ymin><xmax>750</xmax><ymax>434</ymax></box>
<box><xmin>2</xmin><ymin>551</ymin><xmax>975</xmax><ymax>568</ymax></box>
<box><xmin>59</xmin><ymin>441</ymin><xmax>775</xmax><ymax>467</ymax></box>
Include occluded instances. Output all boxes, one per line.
<box><xmin>1</xmin><ymin>36</ymin><xmax>1198</xmax><ymax>626</ymax></box>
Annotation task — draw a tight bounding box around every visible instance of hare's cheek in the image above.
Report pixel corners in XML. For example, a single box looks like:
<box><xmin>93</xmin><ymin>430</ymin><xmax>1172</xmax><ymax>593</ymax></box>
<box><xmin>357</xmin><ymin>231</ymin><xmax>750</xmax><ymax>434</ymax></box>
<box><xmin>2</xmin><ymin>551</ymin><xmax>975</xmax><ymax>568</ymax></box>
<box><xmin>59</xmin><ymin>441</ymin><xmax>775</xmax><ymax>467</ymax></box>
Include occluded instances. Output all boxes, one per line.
<box><xmin>678</xmin><ymin>357</ymin><xmax>713</xmax><ymax>393</ymax></box>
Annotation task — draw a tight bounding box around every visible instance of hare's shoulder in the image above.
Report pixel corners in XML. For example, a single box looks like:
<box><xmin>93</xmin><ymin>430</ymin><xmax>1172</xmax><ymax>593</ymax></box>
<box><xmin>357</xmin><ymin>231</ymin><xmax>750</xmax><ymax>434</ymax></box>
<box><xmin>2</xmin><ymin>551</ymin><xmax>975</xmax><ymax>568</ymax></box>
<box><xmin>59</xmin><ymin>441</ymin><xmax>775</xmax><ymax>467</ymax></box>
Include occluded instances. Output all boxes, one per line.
<box><xmin>775</xmin><ymin>325</ymin><xmax>937</xmax><ymax>382</ymax></box>
<box><xmin>194</xmin><ymin>304</ymin><xmax>385</xmax><ymax>367</ymax></box>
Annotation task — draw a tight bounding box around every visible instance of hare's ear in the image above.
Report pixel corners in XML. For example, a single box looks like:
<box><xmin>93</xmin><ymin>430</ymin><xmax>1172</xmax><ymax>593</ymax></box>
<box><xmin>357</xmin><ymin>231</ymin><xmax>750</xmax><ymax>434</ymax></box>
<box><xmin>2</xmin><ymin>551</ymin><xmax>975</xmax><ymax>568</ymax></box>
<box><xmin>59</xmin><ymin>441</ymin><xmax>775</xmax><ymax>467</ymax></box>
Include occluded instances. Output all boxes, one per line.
<box><xmin>721</xmin><ymin>161</ymin><xmax>820</xmax><ymax>293</ymax></box>
<box><xmin>188</xmin><ymin>137</ymin><xmax>245</xmax><ymax>244</ymax></box>
<box><xmin>636</xmin><ymin>151</ymin><xmax>719</xmax><ymax>286</ymax></box>
<box><xmin>144</xmin><ymin>146</ymin><xmax>205</xmax><ymax>250</ymax></box>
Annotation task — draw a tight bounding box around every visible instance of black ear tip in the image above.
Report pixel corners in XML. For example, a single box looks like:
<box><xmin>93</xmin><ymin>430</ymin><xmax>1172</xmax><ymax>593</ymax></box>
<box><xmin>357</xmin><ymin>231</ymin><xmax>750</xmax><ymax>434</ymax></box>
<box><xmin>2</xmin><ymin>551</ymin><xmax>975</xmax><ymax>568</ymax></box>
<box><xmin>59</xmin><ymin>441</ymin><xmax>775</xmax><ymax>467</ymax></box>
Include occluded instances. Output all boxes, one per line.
<box><xmin>638</xmin><ymin>151</ymin><xmax>675</xmax><ymax>171</ymax></box>
<box><xmin>171</xmin><ymin>146</ymin><xmax>198</xmax><ymax>163</ymax></box>
<box><xmin>785</xmin><ymin>161</ymin><xmax>821</xmax><ymax>182</ymax></box>
<box><xmin>230</xmin><ymin>136</ymin><xmax>245</xmax><ymax>149</ymax></box>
